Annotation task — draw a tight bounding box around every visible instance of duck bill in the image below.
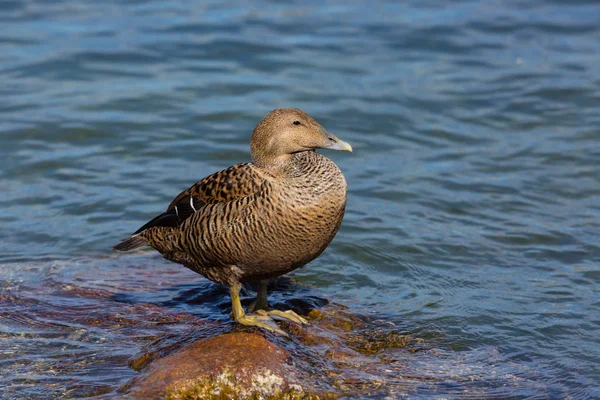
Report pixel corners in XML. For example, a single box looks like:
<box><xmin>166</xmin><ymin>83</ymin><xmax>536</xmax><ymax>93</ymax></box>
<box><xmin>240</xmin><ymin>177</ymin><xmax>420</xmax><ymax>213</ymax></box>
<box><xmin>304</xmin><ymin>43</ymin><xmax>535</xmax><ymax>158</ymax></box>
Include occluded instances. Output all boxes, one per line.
<box><xmin>321</xmin><ymin>129</ymin><xmax>353</xmax><ymax>152</ymax></box>
<box><xmin>327</xmin><ymin>138</ymin><xmax>353</xmax><ymax>152</ymax></box>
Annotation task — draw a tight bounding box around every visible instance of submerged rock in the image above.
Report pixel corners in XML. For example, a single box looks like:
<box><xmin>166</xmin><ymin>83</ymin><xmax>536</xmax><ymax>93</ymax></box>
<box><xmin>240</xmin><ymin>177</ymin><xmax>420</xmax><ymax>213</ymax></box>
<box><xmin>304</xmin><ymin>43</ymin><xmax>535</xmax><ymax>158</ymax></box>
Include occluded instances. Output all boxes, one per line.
<box><xmin>125</xmin><ymin>304</ymin><xmax>417</xmax><ymax>399</ymax></box>
<box><xmin>125</xmin><ymin>332</ymin><xmax>331</xmax><ymax>399</ymax></box>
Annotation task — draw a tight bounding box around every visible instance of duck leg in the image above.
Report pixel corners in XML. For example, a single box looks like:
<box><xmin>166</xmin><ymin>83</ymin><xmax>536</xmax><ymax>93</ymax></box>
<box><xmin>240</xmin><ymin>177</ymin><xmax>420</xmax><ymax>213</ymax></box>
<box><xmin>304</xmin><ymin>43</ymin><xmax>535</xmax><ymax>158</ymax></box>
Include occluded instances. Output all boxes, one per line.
<box><xmin>248</xmin><ymin>280</ymin><xmax>308</xmax><ymax>325</ymax></box>
<box><xmin>229</xmin><ymin>282</ymin><xmax>287</xmax><ymax>336</ymax></box>
<box><xmin>247</xmin><ymin>280</ymin><xmax>269</xmax><ymax>312</ymax></box>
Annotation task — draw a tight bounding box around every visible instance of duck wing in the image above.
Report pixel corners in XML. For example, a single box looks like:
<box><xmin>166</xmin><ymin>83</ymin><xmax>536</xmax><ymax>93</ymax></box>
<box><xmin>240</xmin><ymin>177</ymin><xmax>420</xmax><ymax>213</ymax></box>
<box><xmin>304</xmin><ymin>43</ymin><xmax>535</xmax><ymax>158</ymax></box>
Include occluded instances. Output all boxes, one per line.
<box><xmin>133</xmin><ymin>163</ymin><xmax>264</xmax><ymax>235</ymax></box>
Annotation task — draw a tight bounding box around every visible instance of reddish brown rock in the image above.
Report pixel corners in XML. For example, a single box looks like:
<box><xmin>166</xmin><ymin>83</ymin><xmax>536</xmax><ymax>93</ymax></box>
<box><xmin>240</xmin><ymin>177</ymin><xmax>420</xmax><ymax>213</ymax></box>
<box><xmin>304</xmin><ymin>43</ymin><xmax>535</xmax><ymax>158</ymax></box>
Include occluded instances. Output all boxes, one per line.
<box><xmin>126</xmin><ymin>332</ymin><xmax>307</xmax><ymax>399</ymax></box>
<box><xmin>124</xmin><ymin>304</ymin><xmax>417</xmax><ymax>399</ymax></box>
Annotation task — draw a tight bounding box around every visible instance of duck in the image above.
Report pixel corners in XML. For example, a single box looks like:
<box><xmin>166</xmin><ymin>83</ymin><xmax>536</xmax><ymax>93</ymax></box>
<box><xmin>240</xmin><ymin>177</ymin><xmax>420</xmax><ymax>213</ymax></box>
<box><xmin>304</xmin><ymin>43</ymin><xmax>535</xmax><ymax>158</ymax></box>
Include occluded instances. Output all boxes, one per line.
<box><xmin>113</xmin><ymin>108</ymin><xmax>352</xmax><ymax>335</ymax></box>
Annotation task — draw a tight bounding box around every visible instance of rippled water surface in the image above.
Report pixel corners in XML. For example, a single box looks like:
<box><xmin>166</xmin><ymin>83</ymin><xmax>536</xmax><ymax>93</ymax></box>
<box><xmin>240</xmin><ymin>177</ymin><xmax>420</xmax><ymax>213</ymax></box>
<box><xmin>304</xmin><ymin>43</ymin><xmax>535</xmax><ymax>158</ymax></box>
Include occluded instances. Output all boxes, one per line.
<box><xmin>2</xmin><ymin>0</ymin><xmax>600</xmax><ymax>398</ymax></box>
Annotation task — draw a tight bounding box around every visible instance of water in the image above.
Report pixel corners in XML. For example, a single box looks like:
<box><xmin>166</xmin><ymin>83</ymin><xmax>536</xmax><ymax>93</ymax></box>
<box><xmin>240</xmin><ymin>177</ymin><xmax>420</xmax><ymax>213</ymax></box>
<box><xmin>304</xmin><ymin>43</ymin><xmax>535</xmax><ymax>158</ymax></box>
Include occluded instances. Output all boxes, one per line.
<box><xmin>1</xmin><ymin>0</ymin><xmax>599</xmax><ymax>398</ymax></box>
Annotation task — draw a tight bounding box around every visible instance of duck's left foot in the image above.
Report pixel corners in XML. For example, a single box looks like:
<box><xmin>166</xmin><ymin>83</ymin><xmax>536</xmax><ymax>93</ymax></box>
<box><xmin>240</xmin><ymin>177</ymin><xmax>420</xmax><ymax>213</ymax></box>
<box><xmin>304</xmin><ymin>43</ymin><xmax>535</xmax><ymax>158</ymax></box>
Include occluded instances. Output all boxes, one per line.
<box><xmin>257</xmin><ymin>309</ymin><xmax>309</xmax><ymax>325</ymax></box>
<box><xmin>235</xmin><ymin>312</ymin><xmax>288</xmax><ymax>336</ymax></box>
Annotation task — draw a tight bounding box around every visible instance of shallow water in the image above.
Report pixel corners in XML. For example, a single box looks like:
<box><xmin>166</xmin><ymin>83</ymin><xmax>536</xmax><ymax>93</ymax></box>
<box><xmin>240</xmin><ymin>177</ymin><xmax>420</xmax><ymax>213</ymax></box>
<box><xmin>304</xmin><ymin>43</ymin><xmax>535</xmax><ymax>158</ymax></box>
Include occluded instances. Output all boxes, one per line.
<box><xmin>1</xmin><ymin>0</ymin><xmax>600</xmax><ymax>398</ymax></box>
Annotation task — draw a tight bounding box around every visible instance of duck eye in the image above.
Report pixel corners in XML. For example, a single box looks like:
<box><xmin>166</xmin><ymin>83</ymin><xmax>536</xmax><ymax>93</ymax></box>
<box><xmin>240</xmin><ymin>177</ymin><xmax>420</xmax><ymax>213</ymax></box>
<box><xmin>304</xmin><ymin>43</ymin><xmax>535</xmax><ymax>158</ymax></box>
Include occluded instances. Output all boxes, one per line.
<box><xmin>293</xmin><ymin>121</ymin><xmax>301</xmax><ymax>126</ymax></box>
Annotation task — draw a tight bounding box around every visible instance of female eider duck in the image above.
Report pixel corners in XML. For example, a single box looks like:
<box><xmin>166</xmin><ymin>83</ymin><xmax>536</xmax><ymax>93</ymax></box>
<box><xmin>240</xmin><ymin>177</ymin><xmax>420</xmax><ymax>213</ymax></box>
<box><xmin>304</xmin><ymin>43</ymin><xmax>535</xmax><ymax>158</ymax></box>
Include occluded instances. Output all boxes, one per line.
<box><xmin>114</xmin><ymin>108</ymin><xmax>352</xmax><ymax>335</ymax></box>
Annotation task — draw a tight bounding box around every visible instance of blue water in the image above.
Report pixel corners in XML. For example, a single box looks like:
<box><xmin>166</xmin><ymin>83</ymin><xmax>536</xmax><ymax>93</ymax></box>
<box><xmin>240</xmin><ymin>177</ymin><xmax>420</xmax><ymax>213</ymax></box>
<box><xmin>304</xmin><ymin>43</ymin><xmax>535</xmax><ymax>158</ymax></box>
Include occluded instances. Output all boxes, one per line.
<box><xmin>1</xmin><ymin>1</ymin><xmax>599</xmax><ymax>398</ymax></box>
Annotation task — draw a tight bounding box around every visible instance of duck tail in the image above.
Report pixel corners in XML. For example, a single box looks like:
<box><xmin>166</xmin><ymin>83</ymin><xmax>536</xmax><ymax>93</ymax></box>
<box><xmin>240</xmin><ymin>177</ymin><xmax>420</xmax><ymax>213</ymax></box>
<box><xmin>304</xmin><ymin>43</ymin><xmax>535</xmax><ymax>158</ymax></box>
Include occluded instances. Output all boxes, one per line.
<box><xmin>113</xmin><ymin>235</ymin><xmax>148</xmax><ymax>252</ymax></box>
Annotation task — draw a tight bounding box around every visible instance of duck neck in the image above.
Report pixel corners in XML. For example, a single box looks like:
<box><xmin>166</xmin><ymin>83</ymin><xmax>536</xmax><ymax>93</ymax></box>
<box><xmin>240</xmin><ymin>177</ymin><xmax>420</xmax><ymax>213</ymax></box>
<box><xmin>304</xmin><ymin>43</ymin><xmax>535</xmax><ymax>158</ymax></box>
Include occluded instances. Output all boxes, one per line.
<box><xmin>254</xmin><ymin>151</ymin><xmax>317</xmax><ymax>178</ymax></box>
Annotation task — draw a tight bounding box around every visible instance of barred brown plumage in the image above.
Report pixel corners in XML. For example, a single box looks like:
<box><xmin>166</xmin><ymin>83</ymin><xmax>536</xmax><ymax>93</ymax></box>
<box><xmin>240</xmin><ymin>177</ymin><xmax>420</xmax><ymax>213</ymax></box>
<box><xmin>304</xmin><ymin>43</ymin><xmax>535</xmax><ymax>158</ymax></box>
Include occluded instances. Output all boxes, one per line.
<box><xmin>113</xmin><ymin>108</ymin><xmax>352</xmax><ymax>335</ymax></box>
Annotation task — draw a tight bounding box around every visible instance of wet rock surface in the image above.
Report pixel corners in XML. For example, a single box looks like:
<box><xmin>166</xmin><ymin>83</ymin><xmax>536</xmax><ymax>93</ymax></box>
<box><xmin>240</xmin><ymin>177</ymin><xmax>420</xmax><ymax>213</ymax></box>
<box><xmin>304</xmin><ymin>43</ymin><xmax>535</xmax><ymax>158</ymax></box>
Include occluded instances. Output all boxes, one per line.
<box><xmin>126</xmin><ymin>333</ymin><xmax>303</xmax><ymax>399</ymax></box>
<box><xmin>124</xmin><ymin>303</ymin><xmax>420</xmax><ymax>399</ymax></box>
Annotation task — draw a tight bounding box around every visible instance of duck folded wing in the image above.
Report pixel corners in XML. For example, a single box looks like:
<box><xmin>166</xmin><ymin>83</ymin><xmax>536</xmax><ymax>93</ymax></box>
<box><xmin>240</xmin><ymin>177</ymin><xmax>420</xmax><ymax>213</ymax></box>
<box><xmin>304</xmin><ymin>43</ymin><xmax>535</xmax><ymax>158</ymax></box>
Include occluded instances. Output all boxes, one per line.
<box><xmin>113</xmin><ymin>163</ymin><xmax>264</xmax><ymax>251</ymax></box>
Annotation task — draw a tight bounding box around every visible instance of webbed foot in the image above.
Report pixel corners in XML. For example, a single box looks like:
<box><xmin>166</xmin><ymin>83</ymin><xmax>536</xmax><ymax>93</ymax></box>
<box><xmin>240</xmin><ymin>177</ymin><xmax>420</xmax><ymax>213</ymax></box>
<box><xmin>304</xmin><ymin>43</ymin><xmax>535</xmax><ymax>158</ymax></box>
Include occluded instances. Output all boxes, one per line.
<box><xmin>257</xmin><ymin>309</ymin><xmax>308</xmax><ymax>325</ymax></box>
<box><xmin>229</xmin><ymin>281</ymin><xmax>308</xmax><ymax>336</ymax></box>
<box><xmin>230</xmin><ymin>282</ymin><xmax>290</xmax><ymax>336</ymax></box>
<box><xmin>235</xmin><ymin>312</ymin><xmax>287</xmax><ymax>336</ymax></box>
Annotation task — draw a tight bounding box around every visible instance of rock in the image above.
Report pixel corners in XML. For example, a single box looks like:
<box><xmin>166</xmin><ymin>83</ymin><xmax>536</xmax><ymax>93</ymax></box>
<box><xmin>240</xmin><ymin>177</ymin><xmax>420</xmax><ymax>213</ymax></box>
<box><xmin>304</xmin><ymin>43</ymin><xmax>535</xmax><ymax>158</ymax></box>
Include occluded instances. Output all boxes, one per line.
<box><xmin>124</xmin><ymin>304</ymin><xmax>418</xmax><ymax>399</ymax></box>
<box><xmin>125</xmin><ymin>332</ymin><xmax>326</xmax><ymax>399</ymax></box>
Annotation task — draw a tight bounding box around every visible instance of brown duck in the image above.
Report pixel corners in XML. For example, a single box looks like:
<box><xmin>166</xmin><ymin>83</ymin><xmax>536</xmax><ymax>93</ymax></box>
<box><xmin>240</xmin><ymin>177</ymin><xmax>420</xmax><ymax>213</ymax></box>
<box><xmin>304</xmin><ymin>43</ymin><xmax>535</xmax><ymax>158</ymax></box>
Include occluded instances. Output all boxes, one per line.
<box><xmin>114</xmin><ymin>108</ymin><xmax>352</xmax><ymax>334</ymax></box>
